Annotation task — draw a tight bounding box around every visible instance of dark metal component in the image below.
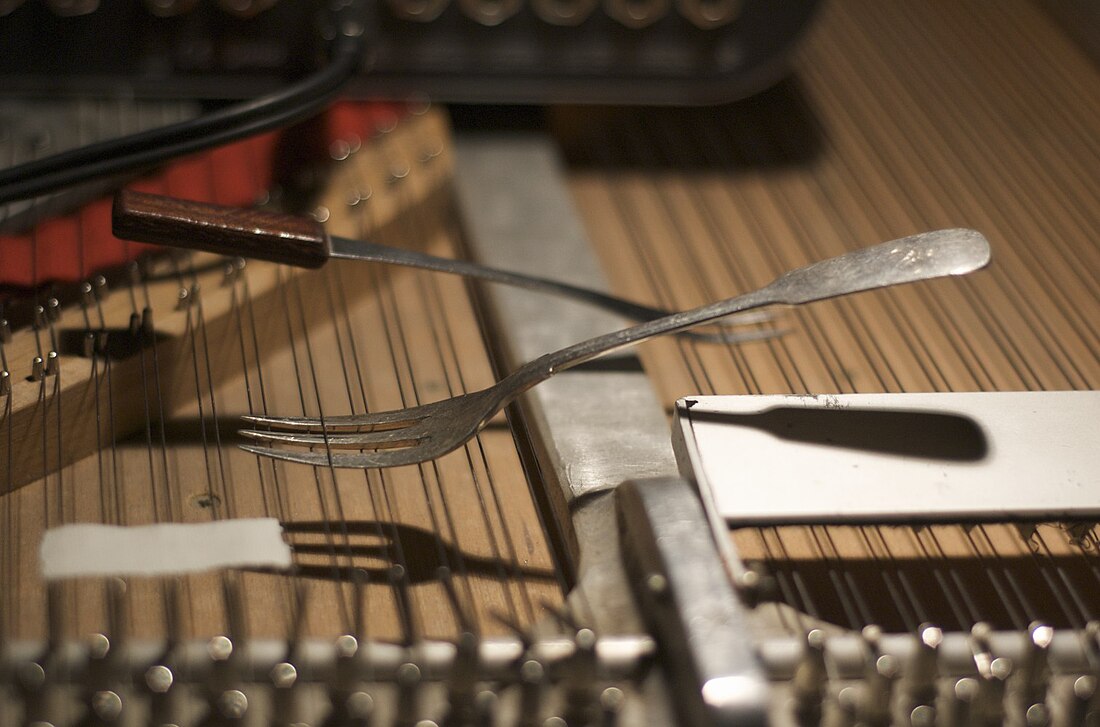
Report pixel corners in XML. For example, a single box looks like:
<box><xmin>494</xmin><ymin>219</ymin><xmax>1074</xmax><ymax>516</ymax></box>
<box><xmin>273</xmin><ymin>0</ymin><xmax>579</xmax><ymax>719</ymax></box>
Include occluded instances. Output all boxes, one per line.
<box><xmin>616</xmin><ymin>476</ymin><xmax>769</xmax><ymax>727</ymax></box>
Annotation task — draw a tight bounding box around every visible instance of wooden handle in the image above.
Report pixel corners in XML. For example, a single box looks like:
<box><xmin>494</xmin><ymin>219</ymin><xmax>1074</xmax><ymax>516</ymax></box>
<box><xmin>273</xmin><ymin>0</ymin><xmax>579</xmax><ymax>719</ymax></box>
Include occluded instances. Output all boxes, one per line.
<box><xmin>112</xmin><ymin>190</ymin><xmax>330</xmax><ymax>268</ymax></box>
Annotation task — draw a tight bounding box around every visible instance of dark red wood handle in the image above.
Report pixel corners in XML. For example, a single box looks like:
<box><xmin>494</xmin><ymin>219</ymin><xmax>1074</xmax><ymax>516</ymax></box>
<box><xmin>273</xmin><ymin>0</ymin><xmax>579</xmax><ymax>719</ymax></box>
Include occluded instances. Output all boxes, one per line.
<box><xmin>112</xmin><ymin>190</ymin><xmax>330</xmax><ymax>268</ymax></box>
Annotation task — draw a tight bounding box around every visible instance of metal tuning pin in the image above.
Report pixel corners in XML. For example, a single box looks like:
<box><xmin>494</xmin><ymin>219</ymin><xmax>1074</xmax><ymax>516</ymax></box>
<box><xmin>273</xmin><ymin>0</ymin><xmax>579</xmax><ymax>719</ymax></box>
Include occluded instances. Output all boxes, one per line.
<box><xmin>442</xmin><ymin>631</ymin><xmax>481</xmax><ymax>727</ymax></box>
<box><xmin>675</xmin><ymin>0</ymin><xmax>740</xmax><ymax>29</ymax></box>
<box><xmin>387</xmin><ymin>0</ymin><xmax>449</xmax><ymax>22</ymax></box>
<box><xmin>0</xmin><ymin>317</ymin><xmax>10</xmax><ymax>342</ymax></box>
<box><xmin>19</xmin><ymin>583</ymin><xmax>66</xmax><ymax>724</ymax></box>
<box><xmin>966</xmin><ymin>623</ymin><xmax>1013</xmax><ymax>727</ymax></box>
<box><xmin>516</xmin><ymin>657</ymin><xmax>546</xmax><ymax>727</ymax></box>
<box><xmin>200</xmin><ymin>636</ymin><xmax>248</xmax><ymax>726</ymax></box>
<box><xmin>604</xmin><ymin>0</ymin><xmax>671</xmax><ymax>28</ymax></box>
<box><xmin>30</xmin><ymin>355</ymin><xmax>45</xmax><ymax>382</ymax></box>
<box><xmin>904</xmin><ymin>624</ymin><xmax>943</xmax><ymax>723</ymax></box>
<box><xmin>270</xmin><ymin>661</ymin><xmax>302</xmax><ymax>727</ymax></box>
<box><xmin>532</xmin><ymin>0</ymin><xmax>599</xmax><ymax>25</ymax></box>
<box><xmin>323</xmin><ymin>635</ymin><xmax>370</xmax><ymax>727</ymax></box>
<box><xmin>561</xmin><ymin>627</ymin><xmax>601</xmax><ymax>726</ymax></box>
<box><xmin>600</xmin><ymin>685</ymin><xmax>626</xmax><ymax>727</ymax></box>
<box><xmin>791</xmin><ymin>628</ymin><xmax>828</xmax><ymax>726</ymax></box>
<box><xmin>15</xmin><ymin>658</ymin><xmax>56</xmax><ymax>726</ymax></box>
<box><xmin>1014</xmin><ymin>622</ymin><xmax>1054</xmax><ymax>725</ymax></box>
<box><xmin>82</xmin><ymin>580</ymin><xmax>129</xmax><ymax>726</ymax></box>
<box><xmin>145</xmin><ymin>663</ymin><xmax>181</xmax><ymax>727</ymax></box>
<box><xmin>216</xmin><ymin>0</ymin><xmax>276</xmax><ymax>18</ymax></box>
<box><xmin>83</xmin><ymin>633</ymin><xmax>125</xmax><ymax>726</ymax></box>
<box><xmin>141</xmin><ymin>0</ymin><xmax>198</xmax><ymax>17</ymax></box>
<box><xmin>1065</xmin><ymin>675</ymin><xmax>1097</xmax><ymax>727</ymax></box>
<box><xmin>948</xmin><ymin>677</ymin><xmax>980</xmax><ymax>727</ymax></box>
<box><xmin>857</xmin><ymin>626</ymin><xmax>900</xmax><ymax>727</ymax></box>
<box><xmin>459</xmin><ymin>0</ymin><xmax>521</xmax><ymax>26</ymax></box>
<box><xmin>0</xmin><ymin>370</ymin><xmax>10</xmax><ymax>397</ymax></box>
<box><xmin>396</xmin><ymin>660</ymin><xmax>423</xmax><ymax>727</ymax></box>
<box><xmin>44</xmin><ymin>0</ymin><xmax>99</xmax><ymax>15</ymax></box>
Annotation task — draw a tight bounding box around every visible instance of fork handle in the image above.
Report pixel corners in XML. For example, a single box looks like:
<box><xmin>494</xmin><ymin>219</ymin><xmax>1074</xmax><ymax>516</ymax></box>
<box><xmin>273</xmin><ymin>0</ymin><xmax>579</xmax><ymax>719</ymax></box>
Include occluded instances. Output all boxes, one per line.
<box><xmin>112</xmin><ymin>190</ymin><xmax>331</xmax><ymax>268</ymax></box>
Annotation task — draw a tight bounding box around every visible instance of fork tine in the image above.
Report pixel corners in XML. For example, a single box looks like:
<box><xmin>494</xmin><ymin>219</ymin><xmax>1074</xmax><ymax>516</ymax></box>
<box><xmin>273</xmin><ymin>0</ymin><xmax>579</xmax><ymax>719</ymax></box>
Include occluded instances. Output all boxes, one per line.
<box><xmin>241</xmin><ymin>408</ymin><xmax>425</xmax><ymax>432</ymax></box>
<box><xmin>239</xmin><ymin>427</ymin><xmax>424</xmax><ymax>450</ymax></box>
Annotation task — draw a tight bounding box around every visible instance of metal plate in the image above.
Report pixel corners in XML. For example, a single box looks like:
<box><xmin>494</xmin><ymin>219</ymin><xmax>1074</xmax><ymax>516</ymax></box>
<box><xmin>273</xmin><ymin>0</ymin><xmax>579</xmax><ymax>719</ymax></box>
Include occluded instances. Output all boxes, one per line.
<box><xmin>674</xmin><ymin>391</ymin><xmax>1100</xmax><ymax>525</ymax></box>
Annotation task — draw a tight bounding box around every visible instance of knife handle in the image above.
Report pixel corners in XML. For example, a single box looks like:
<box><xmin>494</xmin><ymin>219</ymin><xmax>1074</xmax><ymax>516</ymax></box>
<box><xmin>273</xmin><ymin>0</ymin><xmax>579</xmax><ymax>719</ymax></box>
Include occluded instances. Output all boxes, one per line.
<box><xmin>112</xmin><ymin>190</ymin><xmax>330</xmax><ymax>268</ymax></box>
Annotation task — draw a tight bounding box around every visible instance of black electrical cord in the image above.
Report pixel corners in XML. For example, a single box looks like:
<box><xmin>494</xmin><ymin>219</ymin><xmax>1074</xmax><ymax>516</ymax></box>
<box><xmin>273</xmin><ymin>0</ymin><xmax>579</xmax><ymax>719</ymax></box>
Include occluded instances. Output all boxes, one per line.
<box><xmin>0</xmin><ymin>3</ymin><xmax>368</xmax><ymax>206</ymax></box>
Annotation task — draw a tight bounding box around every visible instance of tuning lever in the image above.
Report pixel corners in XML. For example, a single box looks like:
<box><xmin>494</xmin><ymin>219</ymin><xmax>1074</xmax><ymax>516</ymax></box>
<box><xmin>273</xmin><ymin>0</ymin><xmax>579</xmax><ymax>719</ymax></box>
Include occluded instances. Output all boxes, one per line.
<box><xmin>112</xmin><ymin>190</ymin><xmax>331</xmax><ymax>268</ymax></box>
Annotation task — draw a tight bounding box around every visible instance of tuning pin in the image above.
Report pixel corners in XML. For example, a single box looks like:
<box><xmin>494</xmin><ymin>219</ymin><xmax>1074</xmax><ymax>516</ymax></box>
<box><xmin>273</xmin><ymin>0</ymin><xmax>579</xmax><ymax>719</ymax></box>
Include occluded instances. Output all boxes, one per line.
<box><xmin>82</xmin><ymin>631</ymin><xmax>122</xmax><ymax>724</ymax></box>
<box><xmin>1015</xmin><ymin>623</ymin><xmax>1054</xmax><ymax>722</ymax></box>
<box><xmin>45</xmin><ymin>0</ymin><xmax>98</xmax><ymax>16</ymax></box>
<box><xmin>532</xmin><ymin>0</ymin><xmax>598</xmax><ymax>25</ymax></box>
<box><xmin>387</xmin><ymin>0</ymin><xmax>448</xmax><ymax>22</ymax></box>
<box><xmin>562</xmin><ymin>628</ymin><xmax>600</xmax><ymax>726</ymax></box>
<box><xmin>142</xmin><ymin>0</ymin><xmax>198</xmax><ymax>16</ymax></box>
<box><xmin>975</xmin><ymin>658</ymin><xmax>1013</xmax><ymax>726</ymax></box>
<box><xmin>949</xmin><ymin>677</ymin><xmax>980</xmax><ymax>727</ymax></box>
<box><xmin>604</xmin><ymin>0</ymin><xmax>670</xmax><ymax>28</ymax></box>
<box><xmin>854</xmin><ymin>626</ymin><xmax>899</xmax><ymax>727</ymax></box>
<box><xmin>600</xmin><ymin>686</ymin><xmax>625</xmax><ymax>727</ymax></box>
<box><xmin>270</xmin><ymin>661</ymin><xmax>303</xmax><ymax>727</ymax></box>
<box><xmin>84</xmin><ymin>688</ymin><xmax>124</xmax><ymax>725</ymax></box>
<box><xmin>791</xmin><ymin>629</ymin><xmax>828</xmax><ymax>726</ymax></box>
<box><xmin>205</xmin><ymin>635</ymin><xmax>243</xmax><ymax>707</ymax></box>
<box><xmin>396</xmin><ymin>661</ymin><xmax>422</xmax><ymax>725</ymax></box>
<box><xmin>904</xmin><ymin>624</ymin><xmax>943</xmax><ymax>719</ymax></box>
<box><xmin>202</xmin><ymin>689</ymin><xmax>250</xmax><ymax>725</ymax></box>
<box><xmin>0</xmin><ymin>370</ymin><xmax>10</xmax><ymax>396</ymax></box>
<box><xmin>459</xmin><ymin>0</ymin><xmax>521</xmax><ymax>25</ymax></box>
<box><xmin>0</xmin><ymin>317</ymin><xmax>10</xmax><ymax>342</ymax></box>
<box><xmin>323</xmin><ymin>635</ymin><xmax>371</xmax><ymax>727</ymax></box>
<box><xmin>442</xmin><ymin>631</ymin><xmax>481</xmax><ymax>726</ymax></box>
<box><xmin>675</xmin><ymin>0</ymin><xmax>740</xmax><ymax>29</ymax></box>
<box><xmin>963</xmin><ymin>623</ymin><xmax>1011</xmax><ymax>725</ymax></box>
<box><xmin>145</xmin><ymin>663</ymin><xmax>183</xmax><ymax>727</ymax></box>
<box><xmin>1063</xmin><ymin>675</ymin><xmax>1097</xmax><ymax>727</ymax></box>
<box><xmin>16</xmin><ymin>659</ymin><xmax>61</xmax><ymax>725</ymax></box>
<box><xmin>340</xmin><ymin>690</ymin><xmax>376</xmax><ymax>727</ymax></box>
<box><xmin>216</xmin><ymin>0</ymin><xmax>275</xmax><ymax>18</ymax></box>
<box><xmin>516</xmin><ymin>658</ymin><xmax>546</xmax><ymax>727</ymax></box>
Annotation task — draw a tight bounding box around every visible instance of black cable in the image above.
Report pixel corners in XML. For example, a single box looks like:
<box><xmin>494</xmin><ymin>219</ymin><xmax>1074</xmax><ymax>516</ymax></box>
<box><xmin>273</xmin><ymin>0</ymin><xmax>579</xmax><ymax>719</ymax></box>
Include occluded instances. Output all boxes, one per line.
<box><xmin>0</xmin><ymin>3</ymin><xmax>368</xmax><ymax>205</ymax></box>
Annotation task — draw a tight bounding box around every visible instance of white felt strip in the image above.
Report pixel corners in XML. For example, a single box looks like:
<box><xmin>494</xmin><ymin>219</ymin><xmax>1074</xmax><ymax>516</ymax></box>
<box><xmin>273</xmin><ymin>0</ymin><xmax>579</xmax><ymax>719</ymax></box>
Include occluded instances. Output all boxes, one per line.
<box><xmin>40</xmin><ymin>518</ymin><xmax>292</xmax><ymax>580</ymax></box>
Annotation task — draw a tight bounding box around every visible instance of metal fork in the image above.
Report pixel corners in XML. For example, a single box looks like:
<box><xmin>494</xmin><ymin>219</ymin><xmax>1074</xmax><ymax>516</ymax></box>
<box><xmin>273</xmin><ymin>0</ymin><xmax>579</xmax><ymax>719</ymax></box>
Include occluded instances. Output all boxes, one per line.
<box><xmin>239</xmin><ymin>229</ymin><xmax>991</xmax><ymax>469</ymax></box>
